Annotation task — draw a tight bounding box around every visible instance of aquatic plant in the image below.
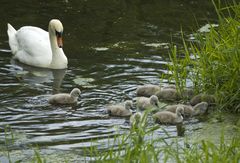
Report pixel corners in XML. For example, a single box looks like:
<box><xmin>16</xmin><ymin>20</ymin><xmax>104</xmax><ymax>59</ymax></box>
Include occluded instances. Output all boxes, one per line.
<box><xmin>168</xmin><ymin>0</ymin><xmax>240</xmax><ymax>112</ymax></box>
<box><xmin>85</xmin><ymin>111</ymin><xmax>240</xmax><ymax>163</ymax></box>
<box><xmin>2</xmin><ymin>115</ymin><xmax>240</xmax><ymax>162</ymax></box>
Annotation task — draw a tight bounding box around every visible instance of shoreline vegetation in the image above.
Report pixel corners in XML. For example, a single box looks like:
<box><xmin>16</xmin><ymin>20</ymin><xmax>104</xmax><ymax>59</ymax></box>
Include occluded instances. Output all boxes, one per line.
<box><xmin>2</xmin><ymin>1</ymin><xmax>240</xmax><ymax>162</ymax></box>
<box><xmin>168</xmin><ymin>0</ymin><xmax>240</xmax><ymax>113</ymax></box>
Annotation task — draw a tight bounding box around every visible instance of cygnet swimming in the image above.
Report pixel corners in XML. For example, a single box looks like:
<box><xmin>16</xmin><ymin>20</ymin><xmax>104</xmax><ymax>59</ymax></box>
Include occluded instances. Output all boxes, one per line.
<box><xmin>48</xmin><ymin>88</ymin><xmax>81</xmax><ymax>105</ymax></box>
<box><xmin>155</xmin><ymin>88</ymin><xmax>180</xmax><ymax>101</ymax></box>
<box><xmin>155</xmin><ymin>87</ymin><xmax>194</xmax><ymax>101</ymax></box>
<box><xmin>190</xmin><ymin>94</ymin><xmax>216</xmax><ymax>106</ymax></box>
<box><xmin>165</xmin><ymin>102</ymin><xmax>208</xmax><ymax>118</ymax></box>
<box><xmin>136</xmin><ymin>95</ymin><xmax>159</xmax><ymax>110</ymax></box>
<box><xmin>153</xmin><ymin>106</ymin><xmax>184</xmax><ymax>125</ymax></box>
<box><xmin>136</xmin><ymin>84</ymin><xmax>161</xmax><ymax>97</ymax></box>
<box><xmin>130</xmin><ymin>112</ymin><xmax>142</xmax><ymax>127</ymax></box>
<box><xmin>107</xmin><ymin>100</ymin><xmax>133</xmax><ymax>117</ymax></box>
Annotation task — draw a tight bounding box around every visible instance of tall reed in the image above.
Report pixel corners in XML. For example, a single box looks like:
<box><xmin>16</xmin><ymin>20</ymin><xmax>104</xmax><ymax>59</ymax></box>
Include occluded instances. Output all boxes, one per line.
<box><xmin>168</xmin><ymin>1</ymin><xmax>240</xmax><ymax>112</ymax></box>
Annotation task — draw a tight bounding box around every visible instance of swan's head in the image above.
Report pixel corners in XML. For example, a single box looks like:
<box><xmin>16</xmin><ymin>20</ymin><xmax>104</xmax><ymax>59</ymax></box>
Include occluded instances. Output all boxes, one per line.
<box><xmin>49</xmin><ymin>19</ymin><xmax>64</xmax><ymax>48</ymax></box>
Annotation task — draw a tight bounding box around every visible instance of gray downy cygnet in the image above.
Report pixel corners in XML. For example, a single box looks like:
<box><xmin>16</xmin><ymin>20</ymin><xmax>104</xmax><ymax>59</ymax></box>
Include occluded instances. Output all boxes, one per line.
<box><xmin>136</xmin><ymin>95</ymin><xmax>159</xmax><ymax>110</ymax></box>
<box><xmin>48</xmin><ymin>88</ymin><xmax>81</xmax><ymax>105</ymax></box>
<box><xmin>155</xmin><ymin>87</ymin><xmax>194</xmax><ymax>101</ymax></box>
<box><xmin>130</xmin><ymin>112</ymin><xmax>142</xmax><ymax>127</ymax></box>
<box><xmin>165</xmin><ymin>102</ymin><xmax>209</xmax><ymax>118</ymax></box>
<box><xmin>190</xmin><ymin>94</ymin><xmax>216</xmax><ymax>106</ymax></box>
<box><xmin>162</xmin><ymin>85</ymin><xmax>176</xmax><ymax>89</ymax></box>
<box><xmin>136</xmin><ymin>84</ymin><xmax>161</xmax><ymax>97</ymax></box>
<box><xmin>153</xmin><ymin>106</ymin><xmax>184</xmax><ymax>125</ymax></box>
<box><xmin>107</xmin><ymin>100</ymin><xmax>133</xmax><ymax>117</ymax></box>
<box><xmin>192</xmin><ymin>102</ymin><xmax>208</xmax><ymax>116</ymax></box>
<box><xmin>155</xmin><ymin>88</ymin><xmax>180</xmax><ymax>101</ymax></box>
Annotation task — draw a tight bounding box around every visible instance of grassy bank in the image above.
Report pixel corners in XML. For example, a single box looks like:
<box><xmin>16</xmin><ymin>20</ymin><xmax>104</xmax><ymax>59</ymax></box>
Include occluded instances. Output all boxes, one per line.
<box><xmin>168</xmin><ymin>0</ymin><xmax>240</xmax><ymax>112</ymax></box>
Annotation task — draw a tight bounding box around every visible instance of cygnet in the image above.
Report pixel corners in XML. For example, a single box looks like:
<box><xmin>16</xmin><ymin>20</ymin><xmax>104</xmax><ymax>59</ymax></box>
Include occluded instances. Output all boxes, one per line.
<box><xmin>153</xmin><ymin>106</ymin><xmax>184</xmax><ymax>125</ymax></box>
<box><xmin>130</xmin><ymin>112</ymin><xmax>142</xmax><ymax>127</ymax></box>
<box><xmin>136</xmin><ymin>95</ymin><xmax>159</xmax><ymax>110</ymax></box>
<box><xmin>155</xmin><ymin>88</ymin><xmax>180</xmax><ymax>101</ymax></box>
<box><xmin>136</xmin><ymin>84</ymin><xmax>161</xmax><ymax>97</ymax></box>
<box><xmin>190</xmin><ymin>94</ymin><xmax>216</xmax><ymax>106</ymax></box>
<box><xmin>107</xmin><ymin>100</ymin><xmax>133</xmax><ymax>117</ymax></box>
<box><xmin>48</xmin><ymin>88</ymin><xmax>81</xmax><ymax>105</ymax></box>
<box><xmin>165</xmin><ymin>102</ymin><xmax>208</xmax><ymax>118</ymax></box>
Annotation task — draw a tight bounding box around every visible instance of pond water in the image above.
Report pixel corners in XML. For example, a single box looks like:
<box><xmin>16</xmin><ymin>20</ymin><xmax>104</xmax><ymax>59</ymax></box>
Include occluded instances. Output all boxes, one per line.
<box><xmin>0</xmin><ymin>0</ymin><xmax>233</xmax><ymax>162</ymax></box>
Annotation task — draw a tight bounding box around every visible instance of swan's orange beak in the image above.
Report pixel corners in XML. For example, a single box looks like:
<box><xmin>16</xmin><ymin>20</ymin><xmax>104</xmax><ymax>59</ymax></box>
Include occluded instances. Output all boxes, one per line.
<box><xmin>56</xmin><ymin>31</ymin><xmax>63</xmax><ymax>48</ymax></box>
<box><xmin>57</xmin><ymin>36</ymin><xmax>63</xmax><ymax>48</ymax></box>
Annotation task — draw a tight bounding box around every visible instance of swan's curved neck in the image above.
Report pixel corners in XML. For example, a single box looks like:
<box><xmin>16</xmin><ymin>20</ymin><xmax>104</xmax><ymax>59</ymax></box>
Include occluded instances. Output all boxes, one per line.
<box><xmin>48</xmin><ymin>28</ymin><xmax>68</xmax><ymax>69</ymax></box>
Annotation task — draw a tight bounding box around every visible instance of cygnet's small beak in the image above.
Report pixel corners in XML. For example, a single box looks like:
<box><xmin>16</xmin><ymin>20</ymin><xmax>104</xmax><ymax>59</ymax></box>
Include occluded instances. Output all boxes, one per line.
<box><xmin>56</xmin><ymin>31</ymin><xmax>63</xmax><ymax>48</ymax></box>
<box><xmin>181</xmin><ymin>113</ymin><xmax>185</xmax><ymax>118</ymax></box>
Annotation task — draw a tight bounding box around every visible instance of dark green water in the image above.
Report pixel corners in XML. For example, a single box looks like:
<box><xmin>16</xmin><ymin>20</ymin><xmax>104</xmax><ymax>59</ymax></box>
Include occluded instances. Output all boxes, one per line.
<box><xmin>0</xmin><ymin>0</ymin><xmax>226</xmax><ymax>161</ymax></box>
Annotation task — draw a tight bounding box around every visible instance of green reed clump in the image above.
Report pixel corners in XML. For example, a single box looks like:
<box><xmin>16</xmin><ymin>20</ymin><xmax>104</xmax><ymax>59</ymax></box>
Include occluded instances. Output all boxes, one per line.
<box><xmin>86</xmin><ymin>111</ymin><xmax>240</xmax><ymax>163</ymax></box>
<box><xmin>168</xmin><ymin>1</ymin><xmax>240</xmax><ymax>111</ymax></box>
<box><xmin>85</xmin><ymin>110</ymin><xmax>166</xmax><ymax>162</ymax></box>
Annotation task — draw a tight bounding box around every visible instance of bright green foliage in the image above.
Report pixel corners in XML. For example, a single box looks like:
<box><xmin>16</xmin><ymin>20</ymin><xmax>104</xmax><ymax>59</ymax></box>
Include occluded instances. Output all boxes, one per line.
<box><xmin>88</xmin><ymin>111</ymin><xmax>240</xmax><ymax>163</ymax></box>
<box><xmin>168</xmin><ymin>1</ymin><xmax>240</xmax><ymax>112</ymax></box>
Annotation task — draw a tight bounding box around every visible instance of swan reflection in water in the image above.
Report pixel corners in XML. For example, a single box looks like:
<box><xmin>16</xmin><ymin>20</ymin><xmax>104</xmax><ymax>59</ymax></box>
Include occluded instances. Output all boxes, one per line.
<box><xmin>10</xmin><ymin>59</ymin><xmax>66</xmax><ymax>94</ymax></box>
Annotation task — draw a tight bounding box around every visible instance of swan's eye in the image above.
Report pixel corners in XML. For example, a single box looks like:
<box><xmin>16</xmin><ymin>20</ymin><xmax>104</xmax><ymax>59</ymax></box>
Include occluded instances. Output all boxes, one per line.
<box><xmin>55</xmin><ymin>31</ymin><xmax>63</xmax><ymax>37</ymax></box>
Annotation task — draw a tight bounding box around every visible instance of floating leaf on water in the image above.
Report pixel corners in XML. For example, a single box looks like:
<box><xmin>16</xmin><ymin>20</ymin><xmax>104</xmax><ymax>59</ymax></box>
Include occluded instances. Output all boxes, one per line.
<box><xmin>16</xmin><ymin>70</ymin><xmax>29</xmax><ymax>76</ymax></box>
<box><xmin>143</xmin><ymin>42</ymin><xmax>169</xmax><ymax>48</ymax></box>
<box><xmin>94</xmin><ymin>47</ymin><xmax>109</xmax><ymax>51</ymax></box>
<box><xmin>73</xmin><ymin>76</ymin><xmax>96</xmax><ymax>88</ymax></box>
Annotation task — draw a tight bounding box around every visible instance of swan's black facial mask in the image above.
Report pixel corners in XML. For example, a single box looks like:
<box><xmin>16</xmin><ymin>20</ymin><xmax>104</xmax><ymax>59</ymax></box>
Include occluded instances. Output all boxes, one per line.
<box><xmin>56</xmin><ymin>31</ymin><xmax>63</xmax><ymax>37</ymax></box>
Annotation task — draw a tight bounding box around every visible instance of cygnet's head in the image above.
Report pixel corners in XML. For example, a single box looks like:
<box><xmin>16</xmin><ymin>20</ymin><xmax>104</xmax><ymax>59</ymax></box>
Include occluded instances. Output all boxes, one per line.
<box><xmin>125</xmin><ymin>100</ymin><xmax>133</xmax><ymax>110</ymax></box>
<box><xmin>134</xmin><ymin>112</ymin><xmax>142</xmax><ymax>121</ymax></box>
<box><xmin>70</xmin><ymin>88</ymin><xmax>81</xmax><ymax>98</ymax></box>
<box><xmin>150</xmin><ymin>95</ymin><xmax>159</xmax><ymax>107</ymax></box>
<box><xmin>194</xmin><ymin>102</ymin><xmax>208</xmax><ymax>114</ymax></box>
<box><xmin>176</xmin><ymin>106</ymin><xmax>184</xmax><ymax>117</ymax></box>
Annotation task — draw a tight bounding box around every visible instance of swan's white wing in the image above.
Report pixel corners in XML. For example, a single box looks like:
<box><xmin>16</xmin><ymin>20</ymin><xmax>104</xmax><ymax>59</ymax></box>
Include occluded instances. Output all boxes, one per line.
<box><xmin>15</xmin><ymin>26</ymin><xmax>52</xmax><ymax>67</ymax></box>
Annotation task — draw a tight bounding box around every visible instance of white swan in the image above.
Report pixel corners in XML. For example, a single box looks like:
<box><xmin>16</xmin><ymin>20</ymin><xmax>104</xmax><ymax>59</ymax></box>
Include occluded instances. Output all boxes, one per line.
<box><xmin>7</xmin><ymin>19</ymin><xmax>68</xmax><ymax>69</ymax></box>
